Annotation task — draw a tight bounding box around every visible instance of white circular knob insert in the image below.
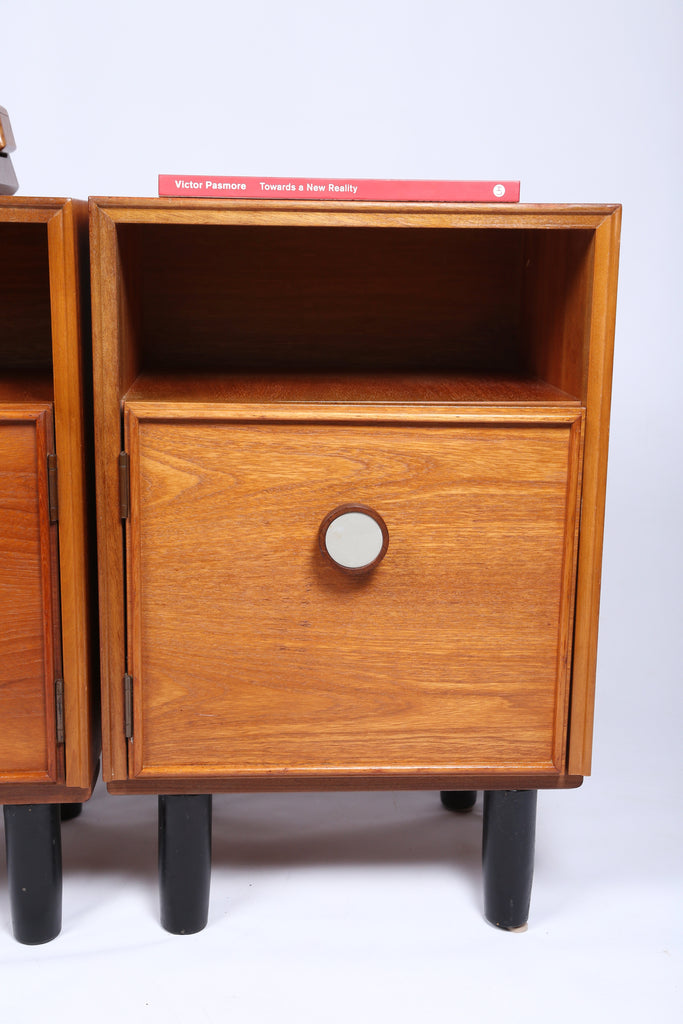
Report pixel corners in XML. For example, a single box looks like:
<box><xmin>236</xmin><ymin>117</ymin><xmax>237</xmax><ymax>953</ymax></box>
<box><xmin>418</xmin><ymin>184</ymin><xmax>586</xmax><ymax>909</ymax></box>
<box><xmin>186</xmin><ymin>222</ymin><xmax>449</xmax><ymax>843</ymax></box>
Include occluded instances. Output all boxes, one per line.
<box><xmin>319</xmin><ymin>504</ymin><xmax>389</xmax><ymax>573</ymax></box>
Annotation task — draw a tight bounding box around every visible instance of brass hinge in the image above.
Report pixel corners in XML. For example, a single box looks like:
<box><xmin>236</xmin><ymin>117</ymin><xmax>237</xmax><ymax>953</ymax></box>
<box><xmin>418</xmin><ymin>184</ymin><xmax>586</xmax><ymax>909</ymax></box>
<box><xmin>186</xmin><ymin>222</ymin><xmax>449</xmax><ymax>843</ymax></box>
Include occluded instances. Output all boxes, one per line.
<box><xmin>47</xmin><ymin>453</ymin><xmax>59</xmax><ymax>523</ymax></box>
<box><xmin>55</xmin><ymin>678</ymin><xmax>65</xmax><ymax>744</ymax></box>
<box><xmin>124</xmin><ymin>673</ymin><xmax>134</xmax><ymax>739</ymax></box>
<box><xmin>119</xmin><ymin>452</ymin><xmax>130</xmax><ymax>519</ymax></box>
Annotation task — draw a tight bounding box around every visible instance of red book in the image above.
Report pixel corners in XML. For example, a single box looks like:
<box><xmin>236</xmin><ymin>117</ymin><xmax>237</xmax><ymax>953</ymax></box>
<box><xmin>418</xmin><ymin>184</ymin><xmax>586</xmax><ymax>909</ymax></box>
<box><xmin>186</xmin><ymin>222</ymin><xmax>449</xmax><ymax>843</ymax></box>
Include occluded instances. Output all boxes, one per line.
<box><xmin>158</xmin><ymin>175</ymin><xmax>520</xmax><ymax>203</ymax></box>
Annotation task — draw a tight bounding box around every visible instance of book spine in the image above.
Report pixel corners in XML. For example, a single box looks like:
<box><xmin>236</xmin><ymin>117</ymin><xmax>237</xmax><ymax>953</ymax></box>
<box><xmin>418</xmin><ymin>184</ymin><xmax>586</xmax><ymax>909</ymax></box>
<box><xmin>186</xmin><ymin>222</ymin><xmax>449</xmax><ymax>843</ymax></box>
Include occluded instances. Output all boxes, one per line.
<box><xmin>158</xmin><ymin>176</ymin><xmax>520</xmax><ymax>203</ymax></box>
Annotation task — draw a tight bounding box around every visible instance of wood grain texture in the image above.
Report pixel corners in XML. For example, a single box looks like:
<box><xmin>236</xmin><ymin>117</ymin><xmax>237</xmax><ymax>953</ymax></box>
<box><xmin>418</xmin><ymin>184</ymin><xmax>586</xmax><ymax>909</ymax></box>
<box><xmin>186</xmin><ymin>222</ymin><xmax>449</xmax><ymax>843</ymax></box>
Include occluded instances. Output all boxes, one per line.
<box><xmin>125</xmin><ymin>372</ymin><xmax>579</xmax><ymax>406</ymax></box>
<box><xmin>0</xmin><ymin>406</ymin><xmax>59</xmax><ymax>783</ymax></box>
<box><xmin>91</xmin><ymin>198</ymin><xmax>620</xmax><ymax>231</ymax></box>
<box><xmin>0</xmin><ymin>197</ymin><xmax>64</xmax><ymax>220</ymax></box>
<box><xmin>1</xmin><ymin>783</ymin><xmax>93</xmax><ymax>805</ymax></box>
<box><xmin>1</xmin><ymin>197</ymin><xmax>97</xmax><ymax>800</ymax></box>
<box><xmin>47</xmin><ymin>198</ymin><xmax>99</xmax><ymax>789</ymax></box>
<box><xmin>0</xmin><ymin>374</ymin><xmax>54</xmax><ymax>404</ymax></box>
<box><xmin>0</xmin><ymin>762</ymin><xmax>98</xmax><ymax>805</ymax></box>
<box><xmin>567</xmin><ymin>207</ymin><xmax>621</xmax><ymax>773</ymax></box>
<box><xmin>522</xmin><ymin>229</ymin><xmax>595</xmax><ymax>402</ymax></box>
<box><xmin>90</xmin><ymin>202</ymin><xmax>128</xmax><ymax>782</ymax></box>
<box><xmin>89</xmin><ymin>199</ymin><xmax>619</xmax><ymax>792</ymax></box>
<box><xmin>125</xmin><ymin>401</ymin><xmax>583</xmax><ymax>426</ymax></box>
<box><xmin>124</xmin><ymin>408</ymin><xmax>583</xmax><ymax>781</ymax></box>
<box><xmin>107</xmin><ymin>773</ymin><xmax>584</xmax><ymax>795</ymax></box>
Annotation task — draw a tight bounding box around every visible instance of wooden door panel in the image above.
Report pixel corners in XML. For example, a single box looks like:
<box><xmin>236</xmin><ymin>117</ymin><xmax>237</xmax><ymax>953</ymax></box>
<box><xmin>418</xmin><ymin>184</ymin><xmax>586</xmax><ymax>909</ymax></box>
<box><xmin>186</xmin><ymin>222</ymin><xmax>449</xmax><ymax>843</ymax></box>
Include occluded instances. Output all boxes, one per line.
<box><xmin>0</xmin><ymin>406</ymin><xmax>60</xmax><ymax>783</ymax></box>
<box><xmin>125</xmin><ymin>409</ymin><xmax>583</xmax><ymax>781</ymax></box>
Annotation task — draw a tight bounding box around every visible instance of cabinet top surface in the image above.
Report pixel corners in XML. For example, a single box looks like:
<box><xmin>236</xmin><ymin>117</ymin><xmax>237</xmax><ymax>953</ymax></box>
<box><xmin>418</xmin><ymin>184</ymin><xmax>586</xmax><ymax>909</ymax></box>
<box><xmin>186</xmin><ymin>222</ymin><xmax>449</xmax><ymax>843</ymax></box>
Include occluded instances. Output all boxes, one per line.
<box><xmin>0</xmin><ymin>196</ymin><xmax>74</xmax><ymax>209</ymax></box>
<box><xmin>0</xmin><ymin>196</ymin><xmax>82</xmax><ymax>223</ymax></box>
<box><xmin>89</xmin><ymin>198</ymin><xmax>621</xmax><ymax>228</ymax></box>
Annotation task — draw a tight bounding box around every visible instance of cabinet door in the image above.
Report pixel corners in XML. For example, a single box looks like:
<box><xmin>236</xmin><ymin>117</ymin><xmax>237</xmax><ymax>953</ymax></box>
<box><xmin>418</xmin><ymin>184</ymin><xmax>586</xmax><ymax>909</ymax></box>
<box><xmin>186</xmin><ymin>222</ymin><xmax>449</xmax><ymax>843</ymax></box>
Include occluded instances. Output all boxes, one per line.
<box><xmin>0</xmin><ymin>406</ymin><xmax>61</xmax><ymax>784</ymax></box>
<box><xmin>124</xmin><ymin>407</ymin><xmax>583</xmax><ymax>783</ymax></box>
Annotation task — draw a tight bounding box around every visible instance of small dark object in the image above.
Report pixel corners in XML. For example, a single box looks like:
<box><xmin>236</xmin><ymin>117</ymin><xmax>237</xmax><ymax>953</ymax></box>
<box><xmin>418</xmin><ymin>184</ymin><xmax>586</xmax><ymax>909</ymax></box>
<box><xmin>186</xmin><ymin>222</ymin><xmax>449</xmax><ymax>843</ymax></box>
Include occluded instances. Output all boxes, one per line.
<box><xmin>440</xmin><ymin>790</ymin><xmax>477</xmax><ymax>812</ymax></box>
<box><xmin>0</xmin><ymin>105</ymin><xmax>18</xmax><ymax>195</ymax></box>
<box><xmin>158</xmin><ymin>795</ymin><xmax>212</xmax><ymax>934</ymax></box>
<box><xmin>3</xmin><ymin>804</ymin><xmax>62</xmax><ymax>944</ymax></box>
<box><xmin>482</xmin><ymin>790</ymin><xmax>537</xmax><ymax>930</ymax></box>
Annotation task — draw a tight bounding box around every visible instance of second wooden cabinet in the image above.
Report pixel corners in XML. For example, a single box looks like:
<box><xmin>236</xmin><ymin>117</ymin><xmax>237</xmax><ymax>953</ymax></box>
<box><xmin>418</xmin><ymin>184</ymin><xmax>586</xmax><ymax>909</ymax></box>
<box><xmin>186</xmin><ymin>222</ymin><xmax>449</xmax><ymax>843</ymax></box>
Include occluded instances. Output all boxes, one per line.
<box><xmin>90</xmin><ymin>197</ymin><xmax>620</xmax><ymax>932</ymax></box>
<box><xmin>1</xmin><ymin>197</ymin><xmax>98</xmax><ymax>943</ymax></box>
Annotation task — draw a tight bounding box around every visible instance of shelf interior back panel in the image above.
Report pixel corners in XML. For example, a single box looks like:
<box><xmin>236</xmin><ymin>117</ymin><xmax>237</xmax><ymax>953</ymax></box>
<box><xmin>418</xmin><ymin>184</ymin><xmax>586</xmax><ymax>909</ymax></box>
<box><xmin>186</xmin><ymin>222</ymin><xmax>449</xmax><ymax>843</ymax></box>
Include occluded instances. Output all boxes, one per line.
<box><xmin>119</xmin><ymin>224</ymin><xmax>527</xmax><ymax>374</ymax></box>
<box><xmin>0</xmin><ymin>221</ymin><xmax>52</xmax><ymax>373</ymax></box>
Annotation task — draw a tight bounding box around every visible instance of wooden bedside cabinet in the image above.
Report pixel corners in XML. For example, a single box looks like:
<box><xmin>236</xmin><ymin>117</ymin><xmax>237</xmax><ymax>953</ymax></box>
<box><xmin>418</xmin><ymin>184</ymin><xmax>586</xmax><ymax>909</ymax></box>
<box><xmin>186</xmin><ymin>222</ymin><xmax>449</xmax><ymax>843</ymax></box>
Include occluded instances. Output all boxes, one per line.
<box><xmin>1</xmin><ymin>198</ymin><xmax>98</xmax><ymax>943</ymax></box>
<box><xmin>90</xmin><ymin>198</ymin><xmax>620</xmax><ymax>933</ymax></box>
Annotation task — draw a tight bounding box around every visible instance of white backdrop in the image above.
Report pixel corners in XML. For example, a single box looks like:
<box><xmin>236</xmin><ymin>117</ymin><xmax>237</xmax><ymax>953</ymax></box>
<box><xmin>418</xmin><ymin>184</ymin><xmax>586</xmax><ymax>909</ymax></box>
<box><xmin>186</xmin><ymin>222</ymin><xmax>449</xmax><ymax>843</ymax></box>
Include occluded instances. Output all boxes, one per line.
<box><xmin>1</xmin><ymin>2</ymin><xmax>681</xmax><ymax>1021</ymax></box>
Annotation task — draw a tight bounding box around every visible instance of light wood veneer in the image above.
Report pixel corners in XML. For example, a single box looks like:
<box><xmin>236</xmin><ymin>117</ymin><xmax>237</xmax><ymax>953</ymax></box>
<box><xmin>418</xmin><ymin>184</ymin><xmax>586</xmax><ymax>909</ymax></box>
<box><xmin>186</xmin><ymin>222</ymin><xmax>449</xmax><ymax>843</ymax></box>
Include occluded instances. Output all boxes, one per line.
<box><xmin>0</xmin><ymin>198</ymin><xmax>98</xmax><ymax>804</ymax></box>
<box><xmin>90</xmin><ymin>199</ymin><xmax>620</xmax><ymax>793</ymax></box>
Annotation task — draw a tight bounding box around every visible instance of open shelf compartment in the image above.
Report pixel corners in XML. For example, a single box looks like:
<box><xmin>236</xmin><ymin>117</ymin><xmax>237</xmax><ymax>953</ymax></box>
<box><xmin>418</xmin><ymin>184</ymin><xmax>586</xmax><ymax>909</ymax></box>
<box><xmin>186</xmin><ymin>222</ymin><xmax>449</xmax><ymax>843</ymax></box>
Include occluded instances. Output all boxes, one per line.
<box><xmin>97</xmin><ymin>210</ymin><xmax>599</xmax><ymax>407</ymax></box>
<box><xmin>0</xmin><ymin>219</ymin><xmax>54</xmax><ymax>401</ymax></box>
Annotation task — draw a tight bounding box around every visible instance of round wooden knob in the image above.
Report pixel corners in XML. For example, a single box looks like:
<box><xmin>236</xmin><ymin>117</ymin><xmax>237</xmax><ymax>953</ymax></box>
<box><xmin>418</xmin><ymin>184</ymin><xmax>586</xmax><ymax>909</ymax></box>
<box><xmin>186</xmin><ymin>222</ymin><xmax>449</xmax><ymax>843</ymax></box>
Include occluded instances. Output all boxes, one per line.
<box><xmin>318</xmin><ymin>504</ymin><xmax>389</xmax><ymax>574</ymax></box>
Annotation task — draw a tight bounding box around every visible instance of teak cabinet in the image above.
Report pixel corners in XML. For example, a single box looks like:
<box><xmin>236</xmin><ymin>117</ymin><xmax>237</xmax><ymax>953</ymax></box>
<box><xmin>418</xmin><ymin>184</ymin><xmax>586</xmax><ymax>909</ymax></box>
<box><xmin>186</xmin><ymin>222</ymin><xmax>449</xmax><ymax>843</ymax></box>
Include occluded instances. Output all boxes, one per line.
<box><xmin>90</xmin><ymin>198</ymin><xmax>620</xmax><ymax>931</ymax></box>
<box><xmin>1</xmin><ymin>197</ymin><xmax>98</xmax><ymax>942</ymax></box>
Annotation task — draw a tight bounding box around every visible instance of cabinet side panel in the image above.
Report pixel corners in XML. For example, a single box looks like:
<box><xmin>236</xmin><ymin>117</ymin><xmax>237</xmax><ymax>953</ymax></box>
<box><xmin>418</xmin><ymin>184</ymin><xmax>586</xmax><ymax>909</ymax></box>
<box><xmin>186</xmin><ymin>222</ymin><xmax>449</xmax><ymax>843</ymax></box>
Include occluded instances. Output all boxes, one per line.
<box><xmin>48</xmin><ymin>201</ymin><xmax>98</xmax><ymax>789</ymax></box>
<box><xmin>522</xmin><ymin>229</ymin><xmax>595</xmax><ymax>401</ymax></box>
<box><xmin>568</xmin><ymin>209</ymin><xmax>621</xmax><ymax>774</ymax></box>
<box><xmin>90</xmin><ymin>203</ymin><xmax>129</xmax><ymax>782</ymax></box>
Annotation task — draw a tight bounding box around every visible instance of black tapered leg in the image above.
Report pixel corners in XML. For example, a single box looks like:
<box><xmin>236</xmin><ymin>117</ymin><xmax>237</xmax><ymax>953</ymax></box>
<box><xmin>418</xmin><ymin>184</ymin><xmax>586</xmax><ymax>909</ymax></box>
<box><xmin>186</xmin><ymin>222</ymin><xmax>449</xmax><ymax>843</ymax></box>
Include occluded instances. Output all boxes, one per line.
<box><xmin>60</xmin><ymin>802</ymin><xmax>83</xmax><ymax>822</ymax></box>
<box><xmin>482</xmin><ymin>790</ymin><xmax>537</xmax><ymax>930</ymax></box>
<box><xmin>3</xmin><ymin>804</ymin><xmax>62</xmax><ymax>944</ymax></box>
<box><xmin>440</xmin><ymin>790</ymin><xmax>477</xmax><ymax>812</ymax></box>
<box><xmin>158</xmin><ymin>795</ymin><xmax>212</xmax><ymax>934</ymax></box>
